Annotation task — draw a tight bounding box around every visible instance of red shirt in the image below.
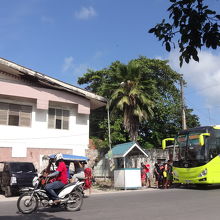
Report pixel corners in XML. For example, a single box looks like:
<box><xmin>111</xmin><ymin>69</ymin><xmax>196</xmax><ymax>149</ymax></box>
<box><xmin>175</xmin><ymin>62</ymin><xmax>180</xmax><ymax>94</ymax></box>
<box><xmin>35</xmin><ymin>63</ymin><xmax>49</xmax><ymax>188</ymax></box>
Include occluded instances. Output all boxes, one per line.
<box><xmin>145</xmin><ymin>164</ymin><xmax>150</xmax><ymax>173</ymax></box>
<box><xmin>84</xmin><ymin>168</ymin><xmax>92</xmax><ymax>189</ymax></box>
<box><xmin>56</xmin><ymin>161</ymin><xmax>68</xmax><ymax>185</ymax></box>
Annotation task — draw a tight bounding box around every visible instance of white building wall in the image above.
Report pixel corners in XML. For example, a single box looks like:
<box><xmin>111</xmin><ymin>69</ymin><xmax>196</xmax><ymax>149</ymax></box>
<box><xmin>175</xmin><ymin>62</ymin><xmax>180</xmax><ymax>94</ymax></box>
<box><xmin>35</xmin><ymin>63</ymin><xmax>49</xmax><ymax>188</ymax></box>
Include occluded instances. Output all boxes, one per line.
<box><xmin>0</xmin><ymin>95</ymin><xmax>89</xmax><ymax>158</ymax></box>
<box><xmin>0</xmin><ymin>66</ymin><xmax>106</xmax><ymax>171</ymax></box>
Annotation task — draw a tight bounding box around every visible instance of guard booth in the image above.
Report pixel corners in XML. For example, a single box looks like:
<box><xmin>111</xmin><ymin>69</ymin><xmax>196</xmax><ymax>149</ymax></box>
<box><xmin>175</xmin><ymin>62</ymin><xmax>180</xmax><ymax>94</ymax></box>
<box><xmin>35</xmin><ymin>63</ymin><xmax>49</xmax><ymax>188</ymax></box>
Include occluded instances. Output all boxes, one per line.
<box><xmin>108</xmin><ymin>142</ymin><xmax>148</xmax><ymax>189</ymax></box>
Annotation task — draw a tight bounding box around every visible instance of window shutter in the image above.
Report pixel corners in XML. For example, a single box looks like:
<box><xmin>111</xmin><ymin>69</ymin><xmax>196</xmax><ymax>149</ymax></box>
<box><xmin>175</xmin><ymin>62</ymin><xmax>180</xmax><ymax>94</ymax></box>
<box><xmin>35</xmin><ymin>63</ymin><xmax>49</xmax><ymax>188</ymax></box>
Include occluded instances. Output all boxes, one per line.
<box><xmin>48</xmin><ymin>108</ymin><xmax>69</xmax><ymax>130</ymax></box>
<box><xmin>8</xmin><ymin>104</ymin><xmax>20</xmax><ymax>126</ymax></box>
<box><xmin>9</xmin><ymin>104</ymin><xmax>19</xmax><ymax>116</ymax></box>
<box><xmin>63</xmin><ymin>110</ymin><xmax>69</xmax><ymax>130</ymax></box>
<box><xmin>48</xmin><ymin>108</ymin><xmax>55</xmax><ymax>128</ymax></box>
<box><xmin>56</xmin><ymin>109</ymin><xmax>62</xmax><ymax>120</ymax></box>
<box><xmin>0</xmin><ymin>102</ymin><xmax>8</xmax><ymax>125</ymax></box>
<box><xmin>20</xmin><ymin>105</ymin><xmax>32</xmax><ymax>127</ymax></box>
<box><xmin>55</xmin><ymin>109</ymin><xmax>62</xmax><ymax>129</ymax></box>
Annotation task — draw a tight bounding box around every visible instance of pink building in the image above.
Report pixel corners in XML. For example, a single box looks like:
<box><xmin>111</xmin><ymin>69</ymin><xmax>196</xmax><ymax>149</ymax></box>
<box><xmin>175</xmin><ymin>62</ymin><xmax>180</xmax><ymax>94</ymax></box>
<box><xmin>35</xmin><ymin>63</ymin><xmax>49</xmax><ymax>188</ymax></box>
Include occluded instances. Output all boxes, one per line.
<box><xmin>0</xmin><ymin>58</ymin><xmax>106</xmax><ymax>170</ymax></box>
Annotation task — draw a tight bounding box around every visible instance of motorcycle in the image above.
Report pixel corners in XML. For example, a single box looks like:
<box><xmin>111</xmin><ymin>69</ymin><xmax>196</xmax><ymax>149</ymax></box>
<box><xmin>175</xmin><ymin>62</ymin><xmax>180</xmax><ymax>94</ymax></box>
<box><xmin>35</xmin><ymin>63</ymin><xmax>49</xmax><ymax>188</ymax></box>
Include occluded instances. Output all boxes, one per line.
<box><xmin>17</xmin><ymin>175</ymin><xmax>84</xmax><ymax>214</ymax></box>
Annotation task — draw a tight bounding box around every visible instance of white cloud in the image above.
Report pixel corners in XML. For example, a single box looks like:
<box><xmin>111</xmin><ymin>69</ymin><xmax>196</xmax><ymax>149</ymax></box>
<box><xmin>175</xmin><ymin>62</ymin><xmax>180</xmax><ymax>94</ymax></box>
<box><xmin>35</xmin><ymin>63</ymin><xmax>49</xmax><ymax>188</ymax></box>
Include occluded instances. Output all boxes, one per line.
<box><xmin>62</xmin><ymin>56</ymin><xmax>74</xmax><ymax>72</ymax></box>
<box><xmin>62</xmin><ymin>56</ymin><xmax>89</xmax><ymax>78</ymax></box>
<box><xmin>168</xmin><ymin>50</ymin><xmax>220</xmax><ymax>107</ymax></box>
<box><xmin>73</xmin><ymin>63</ymin><xmax>89</xmax><ymax>74</ymax></box>
<box><xmin>74</xmin><ymin>6</ymin><xmax>97</xmax><ymax>20</ymax></box>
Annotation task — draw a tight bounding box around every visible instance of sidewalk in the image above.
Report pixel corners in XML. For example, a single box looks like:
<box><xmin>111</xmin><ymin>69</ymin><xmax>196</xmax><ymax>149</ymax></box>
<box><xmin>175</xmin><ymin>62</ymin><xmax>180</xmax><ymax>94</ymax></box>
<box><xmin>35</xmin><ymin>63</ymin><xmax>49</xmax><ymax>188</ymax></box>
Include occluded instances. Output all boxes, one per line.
<box><xmin>0</xmin><ymin>187</ymin><xmax>155</xmax><ymax>202</ymax></box>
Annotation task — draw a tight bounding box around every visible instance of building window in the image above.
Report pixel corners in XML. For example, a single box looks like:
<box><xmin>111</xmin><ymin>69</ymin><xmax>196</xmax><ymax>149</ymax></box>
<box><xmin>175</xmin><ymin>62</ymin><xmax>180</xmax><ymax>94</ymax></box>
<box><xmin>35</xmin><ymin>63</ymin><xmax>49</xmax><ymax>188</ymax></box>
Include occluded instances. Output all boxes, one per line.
<box><xmin>0</xmin><ymin>102</ymin><xmax>32</xmax><ymax>127</ymax></box>
<box><xmin>48</xmin><ymin>108</ymin><xmax>69</xmax><ymax>130</ymax></box>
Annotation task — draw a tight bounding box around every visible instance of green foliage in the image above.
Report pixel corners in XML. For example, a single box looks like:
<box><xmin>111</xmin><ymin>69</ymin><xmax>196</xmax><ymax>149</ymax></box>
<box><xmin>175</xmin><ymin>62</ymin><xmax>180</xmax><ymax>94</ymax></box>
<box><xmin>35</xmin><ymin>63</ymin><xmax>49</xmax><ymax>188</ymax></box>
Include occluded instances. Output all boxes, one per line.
<box><xmin>149</xmin><ymin>0</ymin><xmax>220</xmax><ymax>66</ymax></box>
<box><xmin>109</xmin><ymin>60</ymin><xmax>155</xmax><ymax>140</ymax></box>
<box><xmin>78</xmin><ymin>56</ymin><xmax>200</xmax><ymax>150</ymax></box>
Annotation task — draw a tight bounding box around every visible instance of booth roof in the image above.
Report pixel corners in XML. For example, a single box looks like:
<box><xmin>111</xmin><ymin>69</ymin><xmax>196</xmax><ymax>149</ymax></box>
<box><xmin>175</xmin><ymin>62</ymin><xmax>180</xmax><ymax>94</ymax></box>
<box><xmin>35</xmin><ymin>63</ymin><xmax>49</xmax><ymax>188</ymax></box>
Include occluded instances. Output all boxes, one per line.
<box><xmin>109</xmin><ymin>141</ymin><xmax>148</xmax><ymax>158</ymax></box>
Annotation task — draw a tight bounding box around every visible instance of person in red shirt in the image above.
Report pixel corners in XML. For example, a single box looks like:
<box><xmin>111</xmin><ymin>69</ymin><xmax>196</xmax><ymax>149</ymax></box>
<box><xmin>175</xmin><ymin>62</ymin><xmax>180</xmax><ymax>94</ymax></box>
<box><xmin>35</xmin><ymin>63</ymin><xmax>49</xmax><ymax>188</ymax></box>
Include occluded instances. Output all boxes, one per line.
<box><xmin>45</xmin><ymin>153</ymin><xmax>68</xmax><ymax>204</ymax></box>
<box><xmin>145</xmin><ymin>163</ymin><xmax>151</xmax><ymax>188</ymax></box>
<box><xmin>84</xmin><ymin>167</ymin><xmax>93</xmax><ymax>195</ymax></box>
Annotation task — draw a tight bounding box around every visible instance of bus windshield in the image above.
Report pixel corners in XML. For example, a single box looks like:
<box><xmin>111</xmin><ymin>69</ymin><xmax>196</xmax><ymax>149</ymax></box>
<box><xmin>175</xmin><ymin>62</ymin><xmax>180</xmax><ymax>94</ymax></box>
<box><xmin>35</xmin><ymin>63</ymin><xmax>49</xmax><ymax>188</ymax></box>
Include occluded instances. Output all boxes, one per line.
<box><xmin>175</xmin><ymin>132</ymin><xmax>206</xmax><ymax>167</ymax></box>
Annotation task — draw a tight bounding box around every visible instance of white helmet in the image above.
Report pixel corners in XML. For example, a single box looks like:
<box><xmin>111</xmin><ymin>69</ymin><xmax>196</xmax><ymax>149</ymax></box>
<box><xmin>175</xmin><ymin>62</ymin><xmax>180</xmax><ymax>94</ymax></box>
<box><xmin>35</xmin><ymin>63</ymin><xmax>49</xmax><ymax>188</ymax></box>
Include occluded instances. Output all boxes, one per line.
<box><xmin>55</xmin><ymin>153</ymin><xmax>63</xmax><ymax>162</ymax></box>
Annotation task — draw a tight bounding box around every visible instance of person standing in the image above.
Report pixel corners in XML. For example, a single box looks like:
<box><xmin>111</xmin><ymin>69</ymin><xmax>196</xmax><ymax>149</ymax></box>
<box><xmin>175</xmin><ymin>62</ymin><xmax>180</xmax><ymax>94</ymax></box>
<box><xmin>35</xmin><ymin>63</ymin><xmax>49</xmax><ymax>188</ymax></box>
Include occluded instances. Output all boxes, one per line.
<box><xmin>84</xmin><ymin>166</ymin><xmax>93</xmax><ymax>195</ymax></box>
<box><xmin>153</xmin><ymin>162</ymin><xmax>160</xmax><ymax>188</ymax></box>
<box><xmin>145</xmin><ymin>162</ymin><xmax>151</xmax><ymax>188</ymax></box>
<box><xmin>159</xmin><ymin>162</ymin><xmax>165</xmax><ymax>188</ymax></box>
<box><xmin>164</xmin><ymin>160</ymin><xmax>173</xmax><ymax>189</ymax></box>
<box><xmin>141</xmin><ymin>162</ymin><xmax>146</xmax><ymax>187</ymax></box>
<box><xmin>45</xmin><ymin>153</ymin><xmax>68</xmax><ymax>204</ymax></box>
<box><xmin>154</xmin><ymin>160</ymin><xmax>164</xmax><ymax>188</ymax></box>
<box><xmin>71</xmin><ymin>161</ymin><xmax>85</xmax><ymax>182</ymax></box>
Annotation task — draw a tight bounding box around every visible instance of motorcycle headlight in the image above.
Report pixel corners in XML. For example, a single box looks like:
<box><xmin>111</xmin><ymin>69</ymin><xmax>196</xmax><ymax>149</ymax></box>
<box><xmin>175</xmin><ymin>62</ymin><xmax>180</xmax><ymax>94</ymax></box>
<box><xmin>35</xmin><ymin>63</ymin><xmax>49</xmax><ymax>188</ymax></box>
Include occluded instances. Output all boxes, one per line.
<box><xmin>10</xmin><ymin>177</ymin><xmax>17</xmax><ymax>185</ymax></box>
<box><xmin>32</xmin><ymin>176</ymin><xmax>39</xmax><ymax>187</ymax></box>
<box><xmin>198</xmin><ymin>168</ymin><xmax>207</xmax><ymax>177</ymax></box>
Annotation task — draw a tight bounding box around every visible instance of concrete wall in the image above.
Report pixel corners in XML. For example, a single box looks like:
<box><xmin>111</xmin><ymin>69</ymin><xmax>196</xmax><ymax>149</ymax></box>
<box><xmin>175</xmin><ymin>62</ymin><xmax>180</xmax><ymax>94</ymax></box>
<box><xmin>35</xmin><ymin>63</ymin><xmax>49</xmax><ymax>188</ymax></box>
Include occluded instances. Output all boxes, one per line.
<box><xmin>93</xmin><ymin>148</ymin><xmax>171</xmax><ymax>178</ymax></box>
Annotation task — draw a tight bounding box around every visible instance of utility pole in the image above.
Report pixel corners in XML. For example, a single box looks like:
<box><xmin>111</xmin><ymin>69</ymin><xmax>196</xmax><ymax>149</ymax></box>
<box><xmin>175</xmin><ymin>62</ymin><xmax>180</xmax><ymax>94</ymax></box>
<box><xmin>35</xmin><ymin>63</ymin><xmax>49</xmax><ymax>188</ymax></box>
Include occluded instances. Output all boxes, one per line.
<box><xmin>107</xmin><ymin>101</ymin><xmax>112</xmax><ymax>151</ymax></box>
<box><xmin>180</xmin><ymin>78</ymin><xmax>187</xmax><ymax>130</ymax></box>
<box><xmin>107</xmin><ymin>101</ymin><xmax>115</xmax><ymax>178</ymax></box>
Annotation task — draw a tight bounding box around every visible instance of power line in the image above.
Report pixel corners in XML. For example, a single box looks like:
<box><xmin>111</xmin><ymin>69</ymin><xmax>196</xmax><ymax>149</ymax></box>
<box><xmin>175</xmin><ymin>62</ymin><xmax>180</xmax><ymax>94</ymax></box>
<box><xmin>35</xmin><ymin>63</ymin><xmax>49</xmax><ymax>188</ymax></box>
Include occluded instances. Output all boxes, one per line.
<box><xmin>185</xmin><ymin>82</ymin><xmax>220</xmax><ymax>95</ymax></box>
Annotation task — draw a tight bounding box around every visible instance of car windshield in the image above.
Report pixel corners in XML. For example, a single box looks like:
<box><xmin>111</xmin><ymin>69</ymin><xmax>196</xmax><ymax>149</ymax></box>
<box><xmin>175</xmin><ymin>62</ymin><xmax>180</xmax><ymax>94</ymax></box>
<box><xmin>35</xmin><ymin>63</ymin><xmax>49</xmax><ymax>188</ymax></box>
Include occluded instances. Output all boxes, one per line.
<box><xmin>9</xmin><ymin>163</ymin><xmax>35</xmax><ymax>173</ymax></box>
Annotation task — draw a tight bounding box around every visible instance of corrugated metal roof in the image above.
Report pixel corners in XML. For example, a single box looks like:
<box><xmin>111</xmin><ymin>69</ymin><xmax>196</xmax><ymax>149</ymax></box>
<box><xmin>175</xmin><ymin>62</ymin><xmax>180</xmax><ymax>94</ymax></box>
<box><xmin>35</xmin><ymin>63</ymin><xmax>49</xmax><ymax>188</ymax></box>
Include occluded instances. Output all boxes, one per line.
<box><xmin>0</xmin><ymin>57</ymin><xmax>107</xmax><ymax>109</ymax></box>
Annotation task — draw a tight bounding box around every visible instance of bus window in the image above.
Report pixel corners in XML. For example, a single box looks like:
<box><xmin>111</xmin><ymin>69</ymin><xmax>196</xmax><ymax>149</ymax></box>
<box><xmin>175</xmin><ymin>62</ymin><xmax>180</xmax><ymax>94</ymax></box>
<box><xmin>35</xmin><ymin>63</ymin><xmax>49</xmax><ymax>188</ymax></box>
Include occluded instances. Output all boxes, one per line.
<box><xmin>188</xmin><ymin>134</ymin><xmax>200</xmax><ymax>148</ymax></box>
<box><xmin>207</xmin><ymin>130</ymin><xmax>220</xmax><ymax>159</ymax></box>
<box><xmin>176</xmin><ymin>135</ymin><xmax>187</xmax><ymax>160</ymax></box>
<box><xmin>216</xmin><ymin>138</ymin><xmax>220</xmax><ymax>154</ymax></box>
<box><xmin>214</xmin><ymin>129</ymin><xmax>220</xmax><ymax>155</ymax></box>
<box><xmin>177</xmin><ymin>135</ymin><xmax>187</xmax><ymax>147</ymax></box>
<box><xmin>188</xmin><ymin>132</ymin><xmax>210</xmax><ymax>161</ymax></box>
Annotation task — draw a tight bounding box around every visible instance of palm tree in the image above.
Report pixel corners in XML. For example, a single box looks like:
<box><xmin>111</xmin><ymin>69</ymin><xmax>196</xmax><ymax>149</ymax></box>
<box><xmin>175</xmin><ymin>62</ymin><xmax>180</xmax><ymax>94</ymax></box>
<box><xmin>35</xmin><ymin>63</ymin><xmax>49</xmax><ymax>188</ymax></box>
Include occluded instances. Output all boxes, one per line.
<box><xmin>109</xmin><ymin>61</ymin><xmax>155</xmax><ymax>141</ymax></box>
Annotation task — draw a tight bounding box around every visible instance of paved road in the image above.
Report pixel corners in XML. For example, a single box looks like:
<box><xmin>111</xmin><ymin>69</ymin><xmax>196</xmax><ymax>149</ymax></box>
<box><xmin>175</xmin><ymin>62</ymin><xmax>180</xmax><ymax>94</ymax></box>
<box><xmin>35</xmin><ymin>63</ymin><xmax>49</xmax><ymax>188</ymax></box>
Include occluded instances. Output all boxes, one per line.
<box><xmin>1</xmin><ymin>187</ymin><xmax>220</xmax><ymax>220</ymax></box>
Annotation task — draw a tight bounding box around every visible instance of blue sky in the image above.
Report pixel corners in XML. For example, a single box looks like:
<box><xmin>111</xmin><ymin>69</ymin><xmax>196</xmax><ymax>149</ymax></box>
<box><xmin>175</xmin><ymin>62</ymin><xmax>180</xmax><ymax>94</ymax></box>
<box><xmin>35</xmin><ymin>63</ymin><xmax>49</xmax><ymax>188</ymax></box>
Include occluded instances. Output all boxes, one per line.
<box><xmin>1</xmin><ymin>0</ymin><xmax>220</xmax><ymax>126</ymax></box>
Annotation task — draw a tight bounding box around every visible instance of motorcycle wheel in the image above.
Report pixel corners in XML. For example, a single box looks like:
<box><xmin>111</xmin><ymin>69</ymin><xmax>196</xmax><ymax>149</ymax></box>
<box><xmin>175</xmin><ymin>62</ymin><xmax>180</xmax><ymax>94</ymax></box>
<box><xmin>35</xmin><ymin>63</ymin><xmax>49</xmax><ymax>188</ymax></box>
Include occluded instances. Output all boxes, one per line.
<box><xmin>17</xmin><ymin>192</ymin><xmax>38</xmax><ymax>214</ymax></box>
<box><xmin>66</xmin><ymin>191</ymin><xmax>83</xmax><ymax>211</ymax></box>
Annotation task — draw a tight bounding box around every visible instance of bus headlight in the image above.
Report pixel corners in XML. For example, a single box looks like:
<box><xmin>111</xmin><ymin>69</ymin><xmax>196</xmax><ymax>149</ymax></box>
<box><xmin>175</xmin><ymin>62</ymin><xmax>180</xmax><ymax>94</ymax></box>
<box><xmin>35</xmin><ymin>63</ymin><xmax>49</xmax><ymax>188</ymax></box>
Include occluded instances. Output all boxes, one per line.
<box><xmin>198</xmin><ymin>168</ymin><xmax>207</xmax><ymax>177</ymax></box>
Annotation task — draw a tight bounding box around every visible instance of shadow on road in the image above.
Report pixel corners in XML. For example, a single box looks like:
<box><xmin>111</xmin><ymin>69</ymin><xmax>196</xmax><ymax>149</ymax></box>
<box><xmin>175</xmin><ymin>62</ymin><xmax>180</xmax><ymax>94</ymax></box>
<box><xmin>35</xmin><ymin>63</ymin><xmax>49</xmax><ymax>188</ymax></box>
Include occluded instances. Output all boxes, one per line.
<box><xmin>0</xmin><ymin>212</ymin><xmax>72</xmax><ymax>220</ymax></box>
<box><xmin>0</xmin><ymin>190</ymin><xmax>20</xmax><ymax>197</ymax></box>
<box><xmin>172</xmin><ymin>184</ymin><xmax>220</xmax><ymax>191</ymax></box>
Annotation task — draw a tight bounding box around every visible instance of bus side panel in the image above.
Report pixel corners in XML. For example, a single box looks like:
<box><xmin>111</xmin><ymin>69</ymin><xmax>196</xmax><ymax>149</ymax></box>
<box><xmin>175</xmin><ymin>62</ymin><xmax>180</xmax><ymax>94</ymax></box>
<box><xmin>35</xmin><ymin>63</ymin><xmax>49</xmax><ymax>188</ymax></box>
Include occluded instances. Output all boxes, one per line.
<box><xmin>206</xmin><ymin>155</ymin><xmax>220</xmax><ymax>184</ymax></box>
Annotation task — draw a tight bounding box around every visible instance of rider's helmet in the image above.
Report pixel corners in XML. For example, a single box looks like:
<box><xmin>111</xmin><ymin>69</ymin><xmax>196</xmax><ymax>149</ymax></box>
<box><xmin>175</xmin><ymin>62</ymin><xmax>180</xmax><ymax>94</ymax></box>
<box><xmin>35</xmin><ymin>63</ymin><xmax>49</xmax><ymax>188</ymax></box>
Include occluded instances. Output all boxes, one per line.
<box><xmin>55</xmin><ymin>153</ymin><xmax>63</xmax><ymax>163</ymax></box>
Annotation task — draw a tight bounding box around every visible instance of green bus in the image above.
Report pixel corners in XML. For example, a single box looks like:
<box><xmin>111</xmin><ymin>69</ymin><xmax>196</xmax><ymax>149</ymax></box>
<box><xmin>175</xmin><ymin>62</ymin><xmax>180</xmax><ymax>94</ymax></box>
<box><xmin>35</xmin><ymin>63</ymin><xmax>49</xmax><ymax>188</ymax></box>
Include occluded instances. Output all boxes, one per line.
<box><xmin>162</xmin><ymin>125</ymin><xmax>220</xmax><ymax>185</ymax></box>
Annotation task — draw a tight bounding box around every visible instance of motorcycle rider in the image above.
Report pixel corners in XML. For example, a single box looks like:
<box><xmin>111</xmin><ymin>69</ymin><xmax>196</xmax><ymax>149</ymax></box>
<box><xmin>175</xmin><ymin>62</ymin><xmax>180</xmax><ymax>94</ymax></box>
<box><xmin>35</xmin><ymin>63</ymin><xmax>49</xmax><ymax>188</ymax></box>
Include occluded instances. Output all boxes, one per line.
<box><xmin>45</xmin><ymin>153</ymin><xmax>68</xmax><ymax>204</ymax></box>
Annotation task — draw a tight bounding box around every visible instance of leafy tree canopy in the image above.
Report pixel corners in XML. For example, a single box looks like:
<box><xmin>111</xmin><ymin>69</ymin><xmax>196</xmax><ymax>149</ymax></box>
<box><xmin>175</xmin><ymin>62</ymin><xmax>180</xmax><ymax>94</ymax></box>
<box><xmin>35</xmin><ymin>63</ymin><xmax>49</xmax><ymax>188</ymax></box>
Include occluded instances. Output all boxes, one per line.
<box><xmin>78</xmin><ymin>57</ymin><xmax>200</xmax><ymax>151</ymax></box>
<box><xmin>149</xmin><ymin>0</ymin><xmax>220</xmax><ymax>66</ymax></box>
<box><xmin>109</xmin><ymin>60</ymin><xmax>156</xmax><ymax>141</ymax></box>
